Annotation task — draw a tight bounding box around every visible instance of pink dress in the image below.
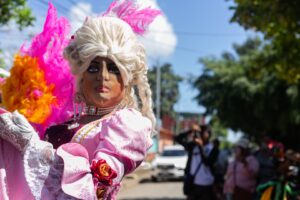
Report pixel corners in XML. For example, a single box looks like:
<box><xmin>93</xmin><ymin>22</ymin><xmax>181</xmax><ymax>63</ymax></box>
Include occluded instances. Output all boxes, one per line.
<box><xmin>0</xmin><ymin>108</ymin><xmax>153</xmax><ymax>200</ymax></box>
<box><xmin>223</xmin><ymin>155</ymin><xmax>259</xmax><ymax>194</ymax></box>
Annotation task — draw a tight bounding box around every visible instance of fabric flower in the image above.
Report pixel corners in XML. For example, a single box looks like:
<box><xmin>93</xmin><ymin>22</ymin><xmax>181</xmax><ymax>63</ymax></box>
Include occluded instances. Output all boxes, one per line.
<box><xmin>90</xmin><ymin>159</ymin><xmax>117</xmax><ymax>186</ymax></box>
<box><xmin>96</xmin><ymin>185</ymin><xmax>106</xmax><ymax>200</ymax></box>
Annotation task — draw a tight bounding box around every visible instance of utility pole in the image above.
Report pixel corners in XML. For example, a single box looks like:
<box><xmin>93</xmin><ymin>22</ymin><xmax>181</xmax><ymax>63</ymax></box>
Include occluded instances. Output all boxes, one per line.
<box><xmin>155</xmin><ymin>62</ymin><xmax>161</xmax><ymax>153</ymax></box>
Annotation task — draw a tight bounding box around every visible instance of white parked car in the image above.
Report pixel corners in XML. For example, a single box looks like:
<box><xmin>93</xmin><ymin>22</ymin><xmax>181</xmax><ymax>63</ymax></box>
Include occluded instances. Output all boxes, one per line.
<box><xmin>151</xmin><ymin>145</ymin><xmax>188</xmax><ymax>181</ymax></box>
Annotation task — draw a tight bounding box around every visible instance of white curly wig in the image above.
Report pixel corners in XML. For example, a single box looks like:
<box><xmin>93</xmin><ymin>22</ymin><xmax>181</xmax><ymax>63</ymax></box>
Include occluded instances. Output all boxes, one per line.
<box><xmin>63</xmin><ymin>16</ymin><xmax>155</xmax><ymax>128</ymax></box>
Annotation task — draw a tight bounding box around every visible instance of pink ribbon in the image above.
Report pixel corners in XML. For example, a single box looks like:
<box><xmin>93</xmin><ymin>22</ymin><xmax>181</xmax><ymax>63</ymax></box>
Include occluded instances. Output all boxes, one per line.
<box><xmin>56</xmin><ymin>143</ymin><xmax>96</xmax><ymax>199</ymax></box>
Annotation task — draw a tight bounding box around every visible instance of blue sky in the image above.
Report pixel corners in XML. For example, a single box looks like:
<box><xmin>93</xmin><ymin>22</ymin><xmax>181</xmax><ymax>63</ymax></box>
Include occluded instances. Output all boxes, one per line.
<box><xmin>1</xmin><ymin>0</ymin><xmax>254</xmax><ymax>115</ymax></box>
<box><xmin>156</xmin><ymin>0</ymin><xmax>252</xmax><ymax>113</ymax></box>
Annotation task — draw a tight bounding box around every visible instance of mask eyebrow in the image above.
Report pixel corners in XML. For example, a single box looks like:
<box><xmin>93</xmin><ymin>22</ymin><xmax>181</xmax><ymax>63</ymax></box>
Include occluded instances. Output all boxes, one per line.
<box><xmin>90</xmin><ymin>60</ymin><xmax>115</xmax><ymax>65</ymax></box>
<box><xmin>90</xmin><ymin>61</ymin><xmax>100</xmax><ymax>65</ymax></box>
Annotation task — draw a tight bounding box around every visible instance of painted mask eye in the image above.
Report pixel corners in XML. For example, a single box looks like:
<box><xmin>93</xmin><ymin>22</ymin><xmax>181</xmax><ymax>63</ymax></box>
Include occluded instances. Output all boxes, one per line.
<box><xmin>107</xmin><ymin>63</ymin><xmax>120</xmax><ymax>75</ymax></box>
<box><xmin>87</xmin><ymin>65</ymin><xmax>99</xmax><ymax>73</ymax></box>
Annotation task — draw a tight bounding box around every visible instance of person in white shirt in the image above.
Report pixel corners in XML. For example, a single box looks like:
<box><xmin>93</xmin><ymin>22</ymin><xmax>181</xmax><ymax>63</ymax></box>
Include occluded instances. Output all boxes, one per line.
<box><xmin>175</xmin><ymin>124</ymin><xmax>219</xmax><ymax>200</ymax></box>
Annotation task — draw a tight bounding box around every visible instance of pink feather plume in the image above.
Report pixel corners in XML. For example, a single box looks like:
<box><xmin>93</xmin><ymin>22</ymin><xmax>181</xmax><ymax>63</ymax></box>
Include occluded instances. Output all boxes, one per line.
<box><xmin>21</xmin><ymin>3</ymin><xmax>75</xmax><ymax>138</ymax></box>
<box><xmin>103</xmin><ymin>0</ymin><xmax>161</xmax><ymax>35</ymax></box>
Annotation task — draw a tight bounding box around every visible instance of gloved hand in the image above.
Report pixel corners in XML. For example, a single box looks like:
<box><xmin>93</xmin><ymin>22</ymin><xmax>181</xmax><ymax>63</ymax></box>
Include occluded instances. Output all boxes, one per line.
<box><xmin>0</xmin><ymin>110</ymin><xmax>39</xmax><ymax>152</ymax></box>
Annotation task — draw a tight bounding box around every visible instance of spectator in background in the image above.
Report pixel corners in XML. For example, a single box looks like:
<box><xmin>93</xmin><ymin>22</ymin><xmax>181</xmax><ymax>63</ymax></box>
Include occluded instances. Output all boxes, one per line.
<box><xmin>175</xmin><ymin>124</ymin><xmax>219</xmax><ymax>200</ymax></box>
<box><xmin>254</xmin><ymin>137</ymin><xmax>278</xmax><ymax>185</ymax></box>
<box><xmin>213</xmin><ymin>138</ymin><xmax>230</xmax><ymax>200</ymax></box>
<box><xmin>175</xmin><ymin>123</ymin><xmax>201</xmax><ymax>189</ymax></box>
<box><xmin>223</xmin><ymin>138</ymin><xmax>259</xmax><ymax>200</ymax></box>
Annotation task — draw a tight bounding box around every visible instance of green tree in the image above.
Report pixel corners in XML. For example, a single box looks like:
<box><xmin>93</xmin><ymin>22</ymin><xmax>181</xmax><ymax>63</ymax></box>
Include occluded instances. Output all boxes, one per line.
<box><xmin>209</xmin><ymin>116</ymin><xmax>228</xmax><ymax>138</ymax></box>
<box><xmin>229</xmin><ymin>0</ymin><xmax>300</xmax><ymax>83</ymax></box>
<box><xmin>0</xmin><ymin>0</ymin><xmax>35</xmax><ymax>30</ymax></box>
<box><xmin>148</xmin><ymin>63</ymin><xmax>182</xmax><ymax>118</ymax></box>
<box><xmin>193</xmin><ymin>38</ymin><xmax>300</xmax><ymax>149</ymax></box>
<box><xmin>0</xmin><ymin>0</ymin><xmax>35</xmax><ymax>70</ymax></box>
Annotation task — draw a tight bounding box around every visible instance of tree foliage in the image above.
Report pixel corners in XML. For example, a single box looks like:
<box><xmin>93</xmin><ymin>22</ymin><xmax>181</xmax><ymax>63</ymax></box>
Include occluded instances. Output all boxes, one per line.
<box><xmin>0</xmin><ymin>0</ymin><xmax>35</xmax><ymax>30</ymax></box>
<box><xmin>148</xmin><ymin>63</ymin><xmax>182</xmax><ymax>118</ymax></box>
<box><xmin>193</xmin><ymin>38</ymin><xmax>300</xmax><ymax>149</ymax></box>
<box><xmin>229</xmin><ymin>0</ymin><xmax>300</xmax><ymax>83</ymax></box>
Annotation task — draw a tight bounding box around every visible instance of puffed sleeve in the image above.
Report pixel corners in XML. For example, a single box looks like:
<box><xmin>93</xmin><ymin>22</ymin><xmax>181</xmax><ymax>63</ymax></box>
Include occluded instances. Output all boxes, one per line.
<box><xmin>94</xmin><ymin>108</ymin><xmax>153</xmax><ymax>181</ymax></box>
<box><xmin>57</xmin><ymin>108</ymin><xmax>153</xmax><ymax>200</ymax></box>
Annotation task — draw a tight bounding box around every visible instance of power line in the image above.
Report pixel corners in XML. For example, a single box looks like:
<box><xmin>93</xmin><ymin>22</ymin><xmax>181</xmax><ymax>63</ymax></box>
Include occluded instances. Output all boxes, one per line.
<box><xmin>36</xmin><ymin>0</ymin><xmax>71</xmax><ymax>17</ymax></box>
<box><xmin>149</xmin><ymin>30</ymin><xmax>246</xmax><ymax>37</ymax></box>
<box><xmin>54</xmin><ymin>0</ymin><xmax>90</xmax><ymax>24</ymax></box>
<box><xmin>66</xmin><ymin>0</ymin><xmax>78</xmax><ymax>5</ymax></box>
<box><xmin>34</xmin><ymin>1</ymin><xmax>243</xmax><ymax>39</ymax></box>
<box><xmin>33</xmin><ymin>0</ymin><xmax>84</xmax><ymax>26</ymax></box>
<box><xmin>143</xmin><ymin>37</ymin><xmax>210</xmax><ymax>54</ymax></box>
<box><xmin>26</xmin><ymin>1</ymin><xmax>219</xmax><ymax>56</ymax></box>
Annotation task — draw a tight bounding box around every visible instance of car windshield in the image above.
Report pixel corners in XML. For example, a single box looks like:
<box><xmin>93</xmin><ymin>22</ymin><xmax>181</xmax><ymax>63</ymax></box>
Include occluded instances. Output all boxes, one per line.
<box><xmin>161</xmin><ymin>149</ymin><xmax>187</xmax><ymax>157</ymax></box>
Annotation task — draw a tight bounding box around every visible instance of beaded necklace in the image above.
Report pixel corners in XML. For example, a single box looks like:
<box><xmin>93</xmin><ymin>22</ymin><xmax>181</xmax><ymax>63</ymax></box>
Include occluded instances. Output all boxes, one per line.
<box><xmin>68</xmin><ymin>103</ymin><xmax>123</xmax><ymax>130</ymax></box>
<box><xmin>83</xmin><ymin>104</ymin><xmax>119</xmax><ymax>116</ymax></box>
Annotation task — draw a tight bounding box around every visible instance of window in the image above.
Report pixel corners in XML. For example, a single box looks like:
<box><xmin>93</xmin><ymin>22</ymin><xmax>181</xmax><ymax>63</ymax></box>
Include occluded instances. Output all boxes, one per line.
<box><xmin>161</xmin><ymin>149</ymin><xmax>187</xmax><ymax>157</ymax></box>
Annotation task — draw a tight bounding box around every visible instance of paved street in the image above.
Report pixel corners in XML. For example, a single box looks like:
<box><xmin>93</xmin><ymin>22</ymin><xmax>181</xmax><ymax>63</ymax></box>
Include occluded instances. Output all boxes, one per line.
<box><xmin>117</xmin><ymin>180</ymin><xmax>186</xmax><ymax>200</ymax></box>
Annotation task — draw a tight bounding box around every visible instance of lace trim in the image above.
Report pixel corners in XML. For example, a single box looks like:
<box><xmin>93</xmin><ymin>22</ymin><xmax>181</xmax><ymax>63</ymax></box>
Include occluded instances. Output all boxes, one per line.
<box><xmin>0</xmin><ymin>112</ymin><xmax>37</xmax><ymax>153</ymax></box>
<box><xmin>23</xmin><ymin>138</ymin><xmax>55</xmax><ymax>199</ymax></box>
<box><xmin>0</xmin><ymin>140</ymin><xmax>9</xmax><ymax>200</ymax></box>
<box><xmin>23</xmin><ymin>138</ymin><xmax>79</xmax><ymax>199</ymax></box>
<box><xmin>71</xmin><ymin>121</ymin><xmax>100</xmax><ymax>144</ymax></box>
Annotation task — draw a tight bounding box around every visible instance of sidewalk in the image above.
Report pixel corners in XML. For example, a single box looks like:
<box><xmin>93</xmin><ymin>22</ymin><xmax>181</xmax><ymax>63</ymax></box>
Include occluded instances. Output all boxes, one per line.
<box><xmin>120</xmin><ymin>165</ymin><xmax>152</xmax><ymax>190</ymax></box>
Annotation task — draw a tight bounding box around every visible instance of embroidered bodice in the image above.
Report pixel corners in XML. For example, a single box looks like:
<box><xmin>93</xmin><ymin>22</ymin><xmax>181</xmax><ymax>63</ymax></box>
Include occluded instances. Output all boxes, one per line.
<box><xmin>0</xmin><ymin>108</ymin><xmax>153</xmax><ymax>200</ymax></box>
<box><xmin>57</xmin><ymin>108</ymin><xmax>153</xmax><ymax>199</ymax></box>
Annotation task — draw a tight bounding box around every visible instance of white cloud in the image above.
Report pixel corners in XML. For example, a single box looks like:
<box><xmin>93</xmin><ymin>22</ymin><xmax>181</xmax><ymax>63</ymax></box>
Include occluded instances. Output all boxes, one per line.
<box><xmin>0</xmin><ymin>19</ymin><xmax>42</xmax><ymax>69</ymax></box>
<box><xmin>0</xmin><ymin>2</ymin><xmax>95</xmax><ymax>69</ymax></box>
<box><xmin>69</xmin><ymin>2</ymin><xmax>95</xmax><ymax>34</ymax></box>
<box><xmin>69</xmin><ymin>0</ymin><xmax>177</xmax><ymax>59</ymax></box>
<box><xmin>227</xmin><ymin>129</ymin><xmax>243</xmax><ymax>143</ymax></box>
<box><xmin>137</xmin><ymin>0</ymin><xmax>177</xmax><ymax>59</ymax></box>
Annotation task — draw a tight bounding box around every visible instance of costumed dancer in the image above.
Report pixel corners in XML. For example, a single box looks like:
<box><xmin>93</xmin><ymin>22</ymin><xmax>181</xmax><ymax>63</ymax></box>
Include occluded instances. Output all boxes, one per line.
<box><xmin>0</xmin><ymin>0</ymin><xmax>160</xmax><ymax>199</ymax></box>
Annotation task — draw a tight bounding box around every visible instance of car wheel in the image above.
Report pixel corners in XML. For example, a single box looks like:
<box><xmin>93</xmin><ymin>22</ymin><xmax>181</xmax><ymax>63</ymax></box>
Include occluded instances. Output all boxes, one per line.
<box><xmin>151</xmin><ymin>175</ymin><xmax>159</xmax><ymax>182</ymax></box>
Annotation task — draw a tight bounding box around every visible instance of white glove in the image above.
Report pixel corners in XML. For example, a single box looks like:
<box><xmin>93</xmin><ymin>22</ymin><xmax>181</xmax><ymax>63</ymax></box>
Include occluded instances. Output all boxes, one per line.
<box><xmin>0</xmin><ymin>111</ymin><xmax>39</xmax><ymax>152</ymax></box>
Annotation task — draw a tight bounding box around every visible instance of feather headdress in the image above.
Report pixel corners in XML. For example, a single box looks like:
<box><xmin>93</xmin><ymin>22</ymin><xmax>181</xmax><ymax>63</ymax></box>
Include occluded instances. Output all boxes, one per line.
<box><xmin>1</xmin><ymin>0</ymin><xmax>160</xmax><ymax>138</ymax></box>
<box><xmin>103</xmin><ymin>0</ymin><xmax>161</xmax><ymax>35</ymax></box>
<box><xmin>1</xmin><ymin>3</ymin><xmax>74</xmax><ymax>138</ymax></box>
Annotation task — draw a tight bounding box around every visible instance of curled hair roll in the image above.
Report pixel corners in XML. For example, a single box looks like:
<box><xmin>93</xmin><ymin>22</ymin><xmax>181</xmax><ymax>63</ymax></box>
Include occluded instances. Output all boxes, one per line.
<box><xmin>131</xmin><ymin>47</ymin><xmax>156</xmax><ymax>132</ymax></box>
<box><xmin>136</xmin><ymin>75</ymin><xmax>156</xmax><ymax>134</ymax></box>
